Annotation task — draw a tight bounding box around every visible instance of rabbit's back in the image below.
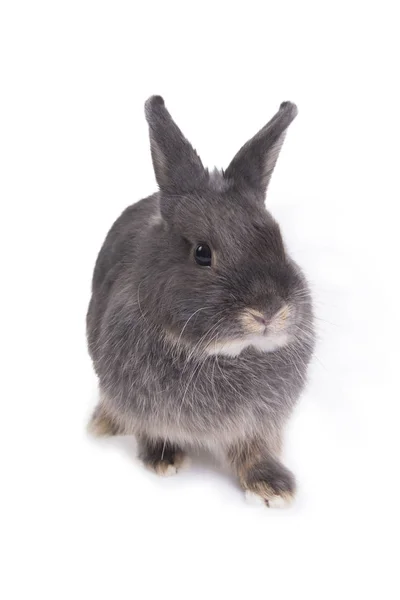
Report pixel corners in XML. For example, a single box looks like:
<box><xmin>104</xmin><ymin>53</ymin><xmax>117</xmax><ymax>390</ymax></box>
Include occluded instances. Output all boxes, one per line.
<box><xmin>86</xmin><ymin>194</ymin><xmax>159</xmax><ymax>359</ymax></box>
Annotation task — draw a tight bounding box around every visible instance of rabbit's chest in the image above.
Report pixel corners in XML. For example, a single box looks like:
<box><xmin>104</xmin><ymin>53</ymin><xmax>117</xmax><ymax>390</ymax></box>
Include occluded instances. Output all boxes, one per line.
<box><xmin>134</xmin><ymin>353</ymin><xmax>296</xmax><ymax>441</ymax></box>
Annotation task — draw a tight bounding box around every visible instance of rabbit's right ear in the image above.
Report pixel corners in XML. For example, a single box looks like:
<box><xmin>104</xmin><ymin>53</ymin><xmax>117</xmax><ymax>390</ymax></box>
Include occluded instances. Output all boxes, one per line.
<box><xmin>224</xmin><ymin>102</ymin><xmax>298</xmax><ymax>199</ymax></box>
<box><xmin>145</xmin><ymin>96</ymin><xmax>207</xmax><ymax>194</ymax></box>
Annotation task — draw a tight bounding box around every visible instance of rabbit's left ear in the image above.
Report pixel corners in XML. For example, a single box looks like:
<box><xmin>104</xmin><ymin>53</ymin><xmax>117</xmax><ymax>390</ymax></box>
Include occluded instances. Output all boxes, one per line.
<box><xmin>145</xmin><ymin>96</ymin><xmax>207</xmax><ymax>193</ymax></box>
<box><xmin>224</xmin><ymin>102</ymin><xmax>298</xmax><ymax>198</ymax></box>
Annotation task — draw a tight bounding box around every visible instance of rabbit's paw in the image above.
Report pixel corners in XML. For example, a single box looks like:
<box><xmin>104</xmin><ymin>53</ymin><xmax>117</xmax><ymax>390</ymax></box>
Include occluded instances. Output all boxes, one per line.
<box><xmin>243</xmin><ymin>461</ymin><xmax>296</xmax><ymax>508</ymax></box>
<box><xmin>139</xmin><ymin>439</ymin><xmax>187</xmax><ymax>477</ymax></box>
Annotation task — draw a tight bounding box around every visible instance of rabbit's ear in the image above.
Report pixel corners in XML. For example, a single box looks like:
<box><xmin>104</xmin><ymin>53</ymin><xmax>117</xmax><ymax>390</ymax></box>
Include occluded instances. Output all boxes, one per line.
<box><xmin>224</xmin><ymin>102</ymin><xmax>298</xmax><ymax>198</ymax></box>
<box><xmin>145</xmin><ymin>96</ymin><xmax>207</xmax><ymax>193</ymax></box>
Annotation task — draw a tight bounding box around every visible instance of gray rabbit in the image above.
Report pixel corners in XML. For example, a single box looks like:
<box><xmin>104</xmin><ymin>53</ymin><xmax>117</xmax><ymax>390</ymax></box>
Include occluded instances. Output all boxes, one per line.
<box><xmin>87</xmin><ymin>96</ymin><xmax>314</xmax><ymax>507</ymax></box>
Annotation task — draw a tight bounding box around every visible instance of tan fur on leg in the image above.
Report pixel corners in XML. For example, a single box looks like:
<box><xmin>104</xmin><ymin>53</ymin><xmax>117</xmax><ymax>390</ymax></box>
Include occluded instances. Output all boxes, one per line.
<box><xmin>87</xmin><ymin>404</ymin><xmax>120</xmax><ymax>437</ymax></box>
<box><xmin>228</xmin><ymin>436</ymin><xmax>295</xmax><ymax>508</ymax></box>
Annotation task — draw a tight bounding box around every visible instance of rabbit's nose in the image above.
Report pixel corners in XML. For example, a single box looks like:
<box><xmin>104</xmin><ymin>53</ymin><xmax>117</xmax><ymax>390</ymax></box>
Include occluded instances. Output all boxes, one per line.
<box><xmin>250</xmin><ymin>311</ymin><xmax>270</xmax><ymax>327</ymax></box>
<box><xmin>252</xmin><ymin>313</ymin><xmax>267</xmax><ymax>326</ymax></box>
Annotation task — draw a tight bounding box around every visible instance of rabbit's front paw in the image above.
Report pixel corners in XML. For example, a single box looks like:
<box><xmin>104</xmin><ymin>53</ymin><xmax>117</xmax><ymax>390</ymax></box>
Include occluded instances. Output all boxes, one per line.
<box><xmin>146</xmin><ymin>454</ymin><xmax>186</xmax><ymax>477</ymax></box>
<box><xmin>243</xmin><ymin>460</ymin><xmax>296</xmax><ymax>508</ymax></box>
<box><xmin>139</xmin><ymin>438</ymin><xmax>187</xmax><ymax>477</ymax></box>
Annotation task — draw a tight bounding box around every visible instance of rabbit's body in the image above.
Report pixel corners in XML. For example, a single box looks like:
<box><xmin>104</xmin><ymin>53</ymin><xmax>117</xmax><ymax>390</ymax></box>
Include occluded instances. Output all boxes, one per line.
<box><xmin>87</xmin><ymin>97</ymin><xmax>314</xmax><ymax>506</ymax></box>
<box><xmin>88</xmin><ymin>196</ymin><xmax>312</xmax><ymax>449</ymax></box>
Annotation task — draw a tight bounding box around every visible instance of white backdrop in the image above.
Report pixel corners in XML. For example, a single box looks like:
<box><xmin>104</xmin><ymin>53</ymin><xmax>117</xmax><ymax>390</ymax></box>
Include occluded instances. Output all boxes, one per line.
<box><xmin>1</xmin><ymin>2</ymin><xmax>399</xmax><ymax>599</ymax></box>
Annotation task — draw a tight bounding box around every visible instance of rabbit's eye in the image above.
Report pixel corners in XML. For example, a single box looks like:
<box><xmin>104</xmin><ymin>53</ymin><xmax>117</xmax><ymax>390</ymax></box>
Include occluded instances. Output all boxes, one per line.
<box><xmin>194</xmin><ymin>243</ymin><xmax>212</xmax><ymax>266</ymax></box>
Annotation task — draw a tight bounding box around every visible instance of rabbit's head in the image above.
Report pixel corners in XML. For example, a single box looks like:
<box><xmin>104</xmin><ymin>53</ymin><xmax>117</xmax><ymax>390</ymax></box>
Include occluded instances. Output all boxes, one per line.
<box><xmin>142</xmin><ymin>96</ymin><xmax>311</xmax><ymax>357</ymax></box>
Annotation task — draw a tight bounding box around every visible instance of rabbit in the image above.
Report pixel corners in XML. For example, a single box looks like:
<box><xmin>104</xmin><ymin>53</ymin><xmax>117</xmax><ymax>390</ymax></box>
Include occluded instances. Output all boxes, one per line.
<box><xmin>87</xmin><ymin>95</ymin><xmax>315</xmax><ymax>508</ymax></box>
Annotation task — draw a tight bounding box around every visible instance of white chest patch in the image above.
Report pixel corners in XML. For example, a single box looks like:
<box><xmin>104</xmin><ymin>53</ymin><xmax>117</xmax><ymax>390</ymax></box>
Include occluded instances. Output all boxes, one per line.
<box><xmin>206</xmin><ymin>332</ymin><xmax>290</xmax><ymax>358</ymax></box>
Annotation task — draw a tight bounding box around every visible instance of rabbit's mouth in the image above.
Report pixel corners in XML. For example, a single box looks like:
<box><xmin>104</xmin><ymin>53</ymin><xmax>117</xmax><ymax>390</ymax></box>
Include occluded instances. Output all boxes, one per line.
<box><xmin>241</xmin><ymin>306</ymin><xmax>291</xmax><ymax>336</ymax></box>
<box><xmin>205</xmin><ymin>331</ymin><xmax>291</xmax><ymax>358</ymax></box>
<box><xmin>205</xmin><ymin>305</ymin><xmax>292</xmax><ymax>358</ymax></box>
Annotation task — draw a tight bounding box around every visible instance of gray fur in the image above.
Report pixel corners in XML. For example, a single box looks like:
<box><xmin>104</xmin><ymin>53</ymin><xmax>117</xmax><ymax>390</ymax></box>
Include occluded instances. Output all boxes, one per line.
<box><xmin>87</xmin><ymin>96</ymin><xmax>314</xmax><ymax>502</ymax></box>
